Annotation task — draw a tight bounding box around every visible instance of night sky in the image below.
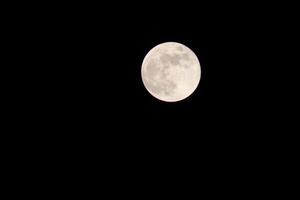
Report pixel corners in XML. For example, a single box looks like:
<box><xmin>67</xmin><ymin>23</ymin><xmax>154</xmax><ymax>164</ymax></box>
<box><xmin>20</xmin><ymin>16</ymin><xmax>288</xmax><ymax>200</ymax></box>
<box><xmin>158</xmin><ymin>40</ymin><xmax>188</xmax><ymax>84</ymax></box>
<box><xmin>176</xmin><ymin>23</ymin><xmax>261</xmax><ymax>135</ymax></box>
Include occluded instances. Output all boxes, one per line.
<box><xmin>11</xmin><ymin>2</ymin><xmax>293</xmax><ymax>190</ymax></box>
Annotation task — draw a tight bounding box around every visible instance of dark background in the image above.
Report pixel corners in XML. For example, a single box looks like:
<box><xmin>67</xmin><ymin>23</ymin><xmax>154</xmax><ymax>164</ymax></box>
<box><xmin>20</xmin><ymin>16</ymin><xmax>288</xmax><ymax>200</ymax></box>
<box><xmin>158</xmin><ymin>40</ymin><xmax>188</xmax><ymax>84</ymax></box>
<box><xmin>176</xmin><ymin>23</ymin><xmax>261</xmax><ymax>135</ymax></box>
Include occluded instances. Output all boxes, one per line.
<box><xmin>6</xmin><ymin>1</ymin><xmax>296</xmax><ymax>192</ymax></box>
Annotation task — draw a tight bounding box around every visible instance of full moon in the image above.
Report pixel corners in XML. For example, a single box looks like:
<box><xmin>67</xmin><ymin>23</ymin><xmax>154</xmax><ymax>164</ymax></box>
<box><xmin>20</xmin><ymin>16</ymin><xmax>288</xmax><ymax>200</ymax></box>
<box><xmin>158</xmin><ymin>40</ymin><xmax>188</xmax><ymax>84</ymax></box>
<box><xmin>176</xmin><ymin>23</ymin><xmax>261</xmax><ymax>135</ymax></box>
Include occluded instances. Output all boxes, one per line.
<box><xmin>141</xmin><ymin>42</ymin><xmax>201</xmax><ymax>102</ymax></box>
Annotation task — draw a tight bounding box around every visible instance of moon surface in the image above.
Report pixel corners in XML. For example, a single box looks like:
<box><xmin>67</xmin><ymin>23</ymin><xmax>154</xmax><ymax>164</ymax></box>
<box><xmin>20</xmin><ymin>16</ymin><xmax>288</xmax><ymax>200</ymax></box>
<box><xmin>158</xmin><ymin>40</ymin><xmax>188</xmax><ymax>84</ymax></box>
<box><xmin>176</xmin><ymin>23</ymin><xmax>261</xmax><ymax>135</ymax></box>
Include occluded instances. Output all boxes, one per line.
<box><xmin>141</xmin><ymin>42</ymin><xmax>201</xmax><ymax>102</ymax></box>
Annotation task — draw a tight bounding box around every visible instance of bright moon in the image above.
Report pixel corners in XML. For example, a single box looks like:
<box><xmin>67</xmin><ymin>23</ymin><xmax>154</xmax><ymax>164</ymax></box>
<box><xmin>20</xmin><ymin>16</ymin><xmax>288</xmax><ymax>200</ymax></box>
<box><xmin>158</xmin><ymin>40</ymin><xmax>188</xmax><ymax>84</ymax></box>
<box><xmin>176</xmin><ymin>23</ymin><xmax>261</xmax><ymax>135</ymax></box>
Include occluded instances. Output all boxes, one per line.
<box><xmin>141</xmin><ymin>42</ymin><xmax>201</xmax><ymax>102</ymax></box>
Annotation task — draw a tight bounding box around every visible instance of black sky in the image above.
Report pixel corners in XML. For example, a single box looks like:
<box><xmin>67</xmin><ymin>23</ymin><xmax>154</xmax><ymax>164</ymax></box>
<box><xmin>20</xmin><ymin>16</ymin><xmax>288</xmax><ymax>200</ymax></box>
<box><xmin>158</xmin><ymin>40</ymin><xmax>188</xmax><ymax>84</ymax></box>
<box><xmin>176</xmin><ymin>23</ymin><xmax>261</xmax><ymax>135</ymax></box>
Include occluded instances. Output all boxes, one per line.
<box><xmin>5</xmin><ymin>1</ymin><xmax>297</xmax><ymax>193</ymax></box>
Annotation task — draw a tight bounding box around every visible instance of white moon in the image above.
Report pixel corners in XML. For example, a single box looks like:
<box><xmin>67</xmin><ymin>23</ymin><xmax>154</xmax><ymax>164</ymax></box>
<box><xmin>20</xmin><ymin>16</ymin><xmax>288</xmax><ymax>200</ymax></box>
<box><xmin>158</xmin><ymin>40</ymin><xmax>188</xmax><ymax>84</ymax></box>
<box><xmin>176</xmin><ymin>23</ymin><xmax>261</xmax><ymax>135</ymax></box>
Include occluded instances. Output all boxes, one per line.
<box><xmin>141</xmin><ymin>42</ymin><xmax>201</xmax><ymax>102</ymax></box>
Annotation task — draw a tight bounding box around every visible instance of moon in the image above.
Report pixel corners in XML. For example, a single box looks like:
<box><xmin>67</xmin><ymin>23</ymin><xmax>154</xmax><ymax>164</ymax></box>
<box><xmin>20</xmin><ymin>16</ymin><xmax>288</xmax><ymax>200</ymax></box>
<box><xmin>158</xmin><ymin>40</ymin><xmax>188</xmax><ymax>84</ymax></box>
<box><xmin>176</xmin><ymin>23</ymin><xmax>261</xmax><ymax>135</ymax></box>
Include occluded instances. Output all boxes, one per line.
<box><xmin>141</xmin><ymin>42</ymin><xmax>201</xmax><ymax>102</ymax></box>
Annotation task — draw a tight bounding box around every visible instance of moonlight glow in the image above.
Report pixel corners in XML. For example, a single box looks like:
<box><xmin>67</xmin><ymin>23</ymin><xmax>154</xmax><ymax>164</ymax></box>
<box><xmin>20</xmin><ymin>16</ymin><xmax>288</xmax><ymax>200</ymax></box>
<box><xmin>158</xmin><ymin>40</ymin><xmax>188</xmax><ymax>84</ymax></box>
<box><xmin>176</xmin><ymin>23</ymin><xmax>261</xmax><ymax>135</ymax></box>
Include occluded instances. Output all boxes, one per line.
<box><xmin>141</xmin><ymin>42</ymin><xmax>201</xmax><ymax>102</ymax></box>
